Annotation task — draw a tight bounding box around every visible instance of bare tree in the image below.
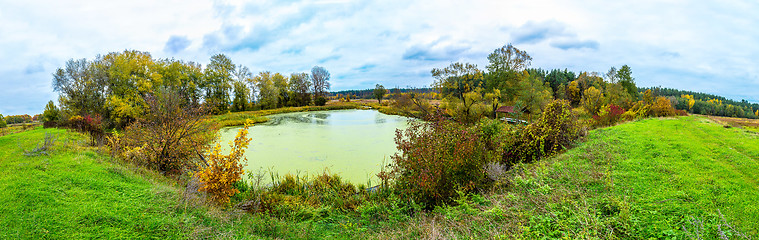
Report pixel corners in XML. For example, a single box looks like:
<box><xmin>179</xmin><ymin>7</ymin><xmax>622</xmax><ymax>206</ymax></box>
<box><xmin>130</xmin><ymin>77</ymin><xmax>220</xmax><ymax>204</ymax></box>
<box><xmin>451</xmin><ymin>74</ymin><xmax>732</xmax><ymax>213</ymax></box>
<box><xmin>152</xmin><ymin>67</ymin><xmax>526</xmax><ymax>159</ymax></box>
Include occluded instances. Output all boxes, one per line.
<box><xmin>311</xmin><ymin>66</ymin><xmax>331</xmax><ymax>100</ymax></box>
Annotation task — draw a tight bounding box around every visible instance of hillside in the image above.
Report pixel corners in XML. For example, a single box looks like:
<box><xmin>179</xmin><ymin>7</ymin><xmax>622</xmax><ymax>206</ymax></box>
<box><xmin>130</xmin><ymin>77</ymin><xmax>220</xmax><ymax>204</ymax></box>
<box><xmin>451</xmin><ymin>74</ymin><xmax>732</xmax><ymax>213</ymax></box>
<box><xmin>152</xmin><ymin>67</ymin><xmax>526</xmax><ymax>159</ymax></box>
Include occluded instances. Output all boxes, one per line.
<box><xmin>1</xmin><ymin>116</ymin><xmax>757</xmax><ymax>239</ymax></box>
<box><xmin>0</xmin><ymin>128</ymin><xmax>258</xmax><ymax>239</ymax></box>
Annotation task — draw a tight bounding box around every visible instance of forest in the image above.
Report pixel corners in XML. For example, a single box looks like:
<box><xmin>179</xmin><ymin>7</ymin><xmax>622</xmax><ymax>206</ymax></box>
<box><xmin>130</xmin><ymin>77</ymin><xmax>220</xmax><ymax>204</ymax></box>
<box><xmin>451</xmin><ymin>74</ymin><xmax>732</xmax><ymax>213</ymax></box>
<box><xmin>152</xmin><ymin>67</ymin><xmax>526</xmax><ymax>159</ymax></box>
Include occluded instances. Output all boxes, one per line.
<box><xmin>2</xmin><ymin>42</ymin><xmax>758</xmax><ymax>239</ymax></box>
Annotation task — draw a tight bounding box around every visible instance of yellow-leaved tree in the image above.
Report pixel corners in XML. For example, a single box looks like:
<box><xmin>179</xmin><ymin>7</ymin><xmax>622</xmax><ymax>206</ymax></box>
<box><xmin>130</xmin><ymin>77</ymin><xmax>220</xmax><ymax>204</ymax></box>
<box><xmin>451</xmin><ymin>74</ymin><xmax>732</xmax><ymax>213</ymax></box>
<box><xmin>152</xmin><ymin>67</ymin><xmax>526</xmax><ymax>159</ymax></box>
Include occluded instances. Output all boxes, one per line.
<box><xmin>197</xmin><ymin>120</ymin><xmax>253</xmax><ymax>204</ymax></box>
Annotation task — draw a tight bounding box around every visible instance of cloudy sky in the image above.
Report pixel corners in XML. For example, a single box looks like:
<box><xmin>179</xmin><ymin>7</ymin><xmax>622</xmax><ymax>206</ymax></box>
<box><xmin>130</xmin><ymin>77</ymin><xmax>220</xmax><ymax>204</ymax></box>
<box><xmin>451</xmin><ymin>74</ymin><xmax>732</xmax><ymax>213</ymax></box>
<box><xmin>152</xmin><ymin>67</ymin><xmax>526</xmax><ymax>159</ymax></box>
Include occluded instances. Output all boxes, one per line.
<box><xmin>1</xmin><ymin>0</ymin><xmax>757</xmax><ymax>115</ymax></box>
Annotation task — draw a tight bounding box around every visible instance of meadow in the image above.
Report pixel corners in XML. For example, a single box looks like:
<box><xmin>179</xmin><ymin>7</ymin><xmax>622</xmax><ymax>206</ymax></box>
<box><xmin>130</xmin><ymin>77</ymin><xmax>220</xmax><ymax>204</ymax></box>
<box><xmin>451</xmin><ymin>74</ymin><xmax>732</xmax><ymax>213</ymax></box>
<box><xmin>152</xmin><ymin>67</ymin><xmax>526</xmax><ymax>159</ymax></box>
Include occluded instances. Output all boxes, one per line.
<box><xmin>2</xmin><ymin>115</ymin><xmax>756</xmax><ymax>239</ymax></box>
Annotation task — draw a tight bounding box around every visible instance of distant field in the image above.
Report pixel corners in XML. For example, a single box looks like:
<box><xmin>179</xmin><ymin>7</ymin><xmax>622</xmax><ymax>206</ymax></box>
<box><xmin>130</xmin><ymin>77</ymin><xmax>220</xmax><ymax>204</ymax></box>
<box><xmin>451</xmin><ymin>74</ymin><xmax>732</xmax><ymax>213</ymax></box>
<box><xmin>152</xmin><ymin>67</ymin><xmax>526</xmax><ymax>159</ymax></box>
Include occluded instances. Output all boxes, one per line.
<box><xmin>705</xmin><ymin>115</ymin><xmax>759</xmax><ymax>133</ymax></box>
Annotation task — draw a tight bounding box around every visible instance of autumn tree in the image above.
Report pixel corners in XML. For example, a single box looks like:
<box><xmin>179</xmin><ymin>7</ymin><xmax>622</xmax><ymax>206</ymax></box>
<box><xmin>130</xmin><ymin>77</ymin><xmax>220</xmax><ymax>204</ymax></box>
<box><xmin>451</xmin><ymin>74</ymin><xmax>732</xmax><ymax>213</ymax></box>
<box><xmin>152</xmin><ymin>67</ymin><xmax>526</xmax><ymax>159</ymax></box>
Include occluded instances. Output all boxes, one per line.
<box><xmin>231</xmin><ymin>80</ymin><xmax>250</xmax><ymax>112</ymax></box>
<box><xmin>311</xmin><ymin>66</ymin><xmax>331</xmax><ymax>102</ymax></box>
<box><xmin>485</xmin><ymin>43</ymin><xmax>532</xmax><ymax>99</ymax></box>
<box><xmin>373</xmin><ymin>84</ymin><xmax>387</xmax><ymax>103</ymax></box>
<box><xmin>255</xmin><ymin>71</ymin><xmax>279</xmax><ymax>109</ymax></box>
<box><xmin>516</xmin><ymin>73</ymin><xmax>553</xmax><ymax>118</ymax></box>
<box><xmin>204</xmin><ymin>54</ymin><xmax>235</xmax><ymax>114</ymax></box>
<box><xmin>273</xmin><ymin>73</ymin><xmax>289</xmax><ymax>107</ymax></box>
<box><xmin>102</xmin><ymin>50</ymin><xmax>161</xmax><ymax>128</ymax></box>
<box><xmin>52</xmin><ymin>58</ymin><xmax>108</xmax><ymax>120</ymax></box>
<box><xmin>118</xmin><ymin>88</ymin><xmax>213</xmax><ymax>174</ymax></box>
<box><xmin>288</xmin><ymin>72</ymin><xmax>312</xmax><ymax>106</ymax></box>
<box><xmin>582</xmin><ymin>86</ymin><xmax>604</xmax><ymax>115</ymax></box>
<box><xmin>431</xmin><ymin>62</ymin><xmax>484</xmax><ymax>99</ymax></box>
<box><xmin>484</xmin><ymin>89</ymin><xmax>501</xmax><ymax>118</ymax></box>
<box><xmin>566</xmin><ymin>80</ymin><xmax>581</xmax><ymax>106</ymax></box>
<box><xmin>442</xmin><ymin>90</ymin><xmax>489</xmax><ymax>124</ymax></box>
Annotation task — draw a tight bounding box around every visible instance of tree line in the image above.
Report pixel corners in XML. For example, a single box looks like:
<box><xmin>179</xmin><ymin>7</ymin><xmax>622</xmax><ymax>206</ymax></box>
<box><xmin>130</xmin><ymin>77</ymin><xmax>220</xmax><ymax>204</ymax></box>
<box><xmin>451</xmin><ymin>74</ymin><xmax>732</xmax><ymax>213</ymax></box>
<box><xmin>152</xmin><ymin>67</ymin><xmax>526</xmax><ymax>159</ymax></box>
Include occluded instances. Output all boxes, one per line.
<box><xmin>642</xmin><ymin>87</ymin><xmax>758</xmax><ymax>119</ymax></box>
<box><xmin>50</xmin><ymin>50</ymin><xmax>332</xmax><ymax>129</ymax></box>
<box><xmin>418</xmin><ymin>43</ymin><xmax>648</xmax><ymax>124</ymax></box>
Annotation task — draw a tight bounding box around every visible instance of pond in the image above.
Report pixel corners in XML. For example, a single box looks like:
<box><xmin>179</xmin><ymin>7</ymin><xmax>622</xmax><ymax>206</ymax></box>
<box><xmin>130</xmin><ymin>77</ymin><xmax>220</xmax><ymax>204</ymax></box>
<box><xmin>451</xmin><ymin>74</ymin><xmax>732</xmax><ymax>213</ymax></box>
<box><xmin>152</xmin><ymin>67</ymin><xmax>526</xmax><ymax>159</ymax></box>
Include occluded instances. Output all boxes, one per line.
<box><xmin>218</xmin><ymin>109</ymin><xmax>411</xmax><ymax>185</ymax></box>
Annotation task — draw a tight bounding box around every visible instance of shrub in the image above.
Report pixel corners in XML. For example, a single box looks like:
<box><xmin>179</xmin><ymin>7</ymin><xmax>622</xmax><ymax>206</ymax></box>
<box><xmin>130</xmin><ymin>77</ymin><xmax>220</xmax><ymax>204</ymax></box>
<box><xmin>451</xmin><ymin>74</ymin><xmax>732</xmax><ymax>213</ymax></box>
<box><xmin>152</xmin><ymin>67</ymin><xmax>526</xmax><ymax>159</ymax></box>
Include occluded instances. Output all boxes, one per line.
<box><xmin>651</xmin><ymin>96</ymin><xmax>676</xmax><ymax>117</ymax></box>
<box><xmin>387</xmin><ymin>118</ymin><xmax>497</xmax><ymax>208</ymax></box>
<box><xmin>117</xmin><ymin>88</ymin><xmax>213</xmax><ymax>174</ymax></box>
<box><xmin>42</xmin><ymin>100</ymin><xmax>61</xmax><ymax>125</ymax></box>
<box><xmin>196</xmin><ymin>120</ymin><xmax>252</xmax><ymax>204</ymax></box>
<box><xmin>593</xmin><ymin>104</ymin><xmax>625</xmax><ymax>127</ymax></box>
<box><xmin>314</xmin><ymin>96</ymin><xmax>328</xmax><ymax>106</ymax></box>
<box><xmin>65</xmin><ymin>114</ymin><xmax>105</xmax><ymax>145</ymax></box>
<box><xmin>505</xmin><ymin>100</ymin><xmax>582</xmax><ymax>164</ymax></box>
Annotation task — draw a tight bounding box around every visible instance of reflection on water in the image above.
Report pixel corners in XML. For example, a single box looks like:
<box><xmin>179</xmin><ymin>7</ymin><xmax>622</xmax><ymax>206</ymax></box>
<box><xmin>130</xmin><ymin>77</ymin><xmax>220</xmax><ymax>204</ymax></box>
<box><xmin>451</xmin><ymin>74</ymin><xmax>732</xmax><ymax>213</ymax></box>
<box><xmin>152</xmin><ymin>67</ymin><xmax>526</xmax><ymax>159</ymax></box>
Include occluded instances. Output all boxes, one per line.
<box><xmin>218</xmin><ymin>109</ymin><xmax>411</xmax><ymax>184</ymax></box>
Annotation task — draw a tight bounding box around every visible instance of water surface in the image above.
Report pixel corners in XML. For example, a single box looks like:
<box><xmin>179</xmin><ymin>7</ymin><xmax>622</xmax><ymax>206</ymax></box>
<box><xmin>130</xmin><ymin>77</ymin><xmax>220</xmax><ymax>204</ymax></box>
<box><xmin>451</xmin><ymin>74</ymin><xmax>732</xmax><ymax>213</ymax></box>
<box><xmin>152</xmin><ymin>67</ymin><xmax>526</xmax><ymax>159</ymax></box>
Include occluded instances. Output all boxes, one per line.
<box><xmin>218</xmin><ymin>109</ymin><xmax>410</xmax><ymax>184</ymax></box>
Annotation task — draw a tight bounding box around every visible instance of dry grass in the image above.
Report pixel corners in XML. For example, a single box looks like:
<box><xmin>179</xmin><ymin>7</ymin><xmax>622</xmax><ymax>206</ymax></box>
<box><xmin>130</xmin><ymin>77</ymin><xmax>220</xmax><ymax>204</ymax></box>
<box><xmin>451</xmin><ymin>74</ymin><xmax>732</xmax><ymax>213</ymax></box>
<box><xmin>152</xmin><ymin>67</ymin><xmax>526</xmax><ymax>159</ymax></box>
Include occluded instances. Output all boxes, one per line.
<box><xmin>704</xmin><ymin>115</ymin><xmax>759</xmax><ymax>131</ymax></box>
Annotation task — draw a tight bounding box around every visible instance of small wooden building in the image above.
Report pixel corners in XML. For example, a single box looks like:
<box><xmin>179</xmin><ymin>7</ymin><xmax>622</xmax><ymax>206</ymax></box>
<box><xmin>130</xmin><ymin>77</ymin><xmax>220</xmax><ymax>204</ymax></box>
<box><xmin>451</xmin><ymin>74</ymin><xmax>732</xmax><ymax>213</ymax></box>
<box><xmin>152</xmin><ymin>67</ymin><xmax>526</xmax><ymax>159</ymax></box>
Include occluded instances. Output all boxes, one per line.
<box><xmin>496</xmin><ymin>106</ymin><xmax>529</xmax><ymax>124</ymax></box>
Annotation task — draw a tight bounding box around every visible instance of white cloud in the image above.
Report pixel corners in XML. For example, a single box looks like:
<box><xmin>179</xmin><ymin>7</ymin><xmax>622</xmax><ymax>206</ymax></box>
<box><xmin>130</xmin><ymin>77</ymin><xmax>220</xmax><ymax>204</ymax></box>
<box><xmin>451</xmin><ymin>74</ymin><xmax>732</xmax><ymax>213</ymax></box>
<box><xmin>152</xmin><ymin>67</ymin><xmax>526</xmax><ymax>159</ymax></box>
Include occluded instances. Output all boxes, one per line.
<box><xmin>0</xmin><ymin>0</ymin><xmax>757</xmax><ymax>115</ymax></box>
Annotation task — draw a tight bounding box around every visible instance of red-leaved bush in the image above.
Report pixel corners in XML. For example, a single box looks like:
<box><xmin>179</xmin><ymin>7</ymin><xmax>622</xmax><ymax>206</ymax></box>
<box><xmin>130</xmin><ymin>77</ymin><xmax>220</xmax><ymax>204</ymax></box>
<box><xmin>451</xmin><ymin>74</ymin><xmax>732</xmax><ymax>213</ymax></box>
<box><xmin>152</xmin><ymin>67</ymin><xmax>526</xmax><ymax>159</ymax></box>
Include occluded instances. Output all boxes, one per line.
<box><xmin>592</xmin><ymin>104</ymin><xmax>625</xmax><ymax>127</ymax></box>
<box><xmin>385</xmin><ymin>118</ymin><xmax>496</xmax><ymax>208</ymax></box>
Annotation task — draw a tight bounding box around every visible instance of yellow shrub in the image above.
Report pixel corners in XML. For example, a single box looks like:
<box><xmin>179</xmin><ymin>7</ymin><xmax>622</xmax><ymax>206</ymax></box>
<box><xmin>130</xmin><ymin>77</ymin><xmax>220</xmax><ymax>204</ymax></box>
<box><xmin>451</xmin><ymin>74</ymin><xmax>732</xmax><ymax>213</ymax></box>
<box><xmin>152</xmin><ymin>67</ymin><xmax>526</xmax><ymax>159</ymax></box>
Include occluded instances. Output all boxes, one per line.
<box><xmin>196</xmin><ymin>120</ymin><xmax>253</xmax><ymax>204</ymax></box>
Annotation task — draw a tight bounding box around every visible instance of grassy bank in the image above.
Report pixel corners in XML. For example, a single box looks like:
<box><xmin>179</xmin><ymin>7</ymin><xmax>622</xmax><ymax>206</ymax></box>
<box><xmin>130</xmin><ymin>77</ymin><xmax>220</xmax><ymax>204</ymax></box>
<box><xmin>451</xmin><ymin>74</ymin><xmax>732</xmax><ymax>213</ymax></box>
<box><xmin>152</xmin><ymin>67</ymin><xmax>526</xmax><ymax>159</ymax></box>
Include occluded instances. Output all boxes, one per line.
<box><xmin>0</xmin><ymin>127</ymin><xmax>260</xmax><ymax>239</ymax></box>
<box><xmin>2</xmin><ymin>116</ymin><xmax>757</xmax><ymax>239</ymax></box>
<box><xmin>403</xmin><ymin>115</ymin><xmax>758</xmax><ymax>238</ymax></box>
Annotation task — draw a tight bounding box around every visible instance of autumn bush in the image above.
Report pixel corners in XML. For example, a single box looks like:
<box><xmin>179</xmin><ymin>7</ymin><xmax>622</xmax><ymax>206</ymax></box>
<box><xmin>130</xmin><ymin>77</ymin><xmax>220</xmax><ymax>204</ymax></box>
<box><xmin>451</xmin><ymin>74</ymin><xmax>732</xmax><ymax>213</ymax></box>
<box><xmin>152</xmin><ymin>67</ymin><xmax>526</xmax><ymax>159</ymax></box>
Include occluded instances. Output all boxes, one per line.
<box><xmin>593</xmin><ymin>104</ymin><xmax>626</xmax><ymax>127</ymax></box>
<box><xmin>196</xmin><ymin>121</ymin><xmax>252</xmax><ymax>204</ymax></box>
<box><xmin>115</xmin><ymin>88</ymin><xmax>214</xmax><ymax>174</ymax></box>
<box><xmin>505</xmin><ymin>100</ymin><xmax>583</xmax><ymax>164</ymax></box>
<box><xmin>386</xmin><ymin>117</ymin><xmax>497</xmax><ymax>208</ymax></box>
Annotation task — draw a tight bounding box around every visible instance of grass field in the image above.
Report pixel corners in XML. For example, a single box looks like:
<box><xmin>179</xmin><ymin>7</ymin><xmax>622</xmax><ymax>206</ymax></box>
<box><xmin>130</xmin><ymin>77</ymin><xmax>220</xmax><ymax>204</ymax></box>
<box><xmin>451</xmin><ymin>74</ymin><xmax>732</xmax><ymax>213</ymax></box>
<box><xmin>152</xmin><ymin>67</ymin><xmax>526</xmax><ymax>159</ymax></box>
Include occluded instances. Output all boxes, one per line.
<box><xmin>1</xmin><ymin>115</ymin><xmax>757</xmax><ymax>239</ymax></box>
<box><xmin>473</xmin><ymin>116</ymin><xmax>759</xmax><ymax>238</ymax></box>
<box><xmin>0</xmin><ymin>127</ymin><xmax>260</xmax><ymax>239</ymax></box>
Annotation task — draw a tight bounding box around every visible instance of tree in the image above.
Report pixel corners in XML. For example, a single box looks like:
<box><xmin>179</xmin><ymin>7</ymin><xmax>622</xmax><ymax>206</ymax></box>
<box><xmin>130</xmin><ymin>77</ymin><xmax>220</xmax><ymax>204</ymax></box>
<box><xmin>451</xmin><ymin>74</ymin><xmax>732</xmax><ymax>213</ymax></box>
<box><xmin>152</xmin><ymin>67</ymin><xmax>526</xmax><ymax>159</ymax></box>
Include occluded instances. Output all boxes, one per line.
<box><xmin>231</xmin><ymin>80</ymin><xmax>250</xmax><ymax>112</ymax></box>
<box><xmin>288</xmin><ymin>72</ymin><xmax>312</xmax><ymax>106</ymax></box>
<box><xmin>486</xmin><ymin>43</ymin><xmax>532</xmax><ymax>74</ymax></box>
<box><xmin>485</xmin><ymin>43</ymin><xmax>532</xmax><ymax>99</ymax></box>
<box><xmin>605</xmin><ymin>66</ymin><xmax>618</xmax><ymax>83</ymax></box>
<box><xmin>42</xmin><ymin>100</ymin><xmax>61</xmax><ymax>123</ymax></box>
<box><xmin>431</xmin><ymin>62</ymin><xmax>484</xmax><ymax>99</ymax></box>
<box><xmin>204</xmin><ymin>54</ymin><xmax>235</xmax><ymax>114</ymax></box>
<box><xmin>582</xmin><ymin>86</ymin><xmax>604</xmax><ymax>115</ymax></box>
<box><xmin>516</xmin><ymin>73</ymin><xmax>552</xmax><ymax>118</ymax></box>
<box><xmin>373</xmin><ymin>84</ymin><xmax>387</xmax><ymax>103</ymax></box>
<box><xmin>311</xmin><ymin>66</ymin><xmax>331</xmax><ymax>101</ymax></box>
<box><xmin>0</xmin><ymin>114</ymin><xmax>6</xmax><ymax>128</ymax></box>
<box><xmin>255</xmin><ymin>71</ymin><xmax>278</xmax><ymax>109</ymax></box>
<box><xmin>484</xmin><ymin>89</ymin><xmax>501</xmax><ymax>118</ymax></box>
<box><xmin>617</xmin><ymin>65</ymin><xmax>638</xmax><ymax>100</ymax></box>
<box><xmin>157</xmin><ymin>59</ymin><xmax>205</xmax><ymax>106</ymax></box>
<box><xmin>118</xmin><ymin>88</ymin><xmax>213</xmax><ymax>173</ymax></box>
<box><xmin>566</xmin><ymin>80</ymin><xmax>581</xmax><ymax>106</ymax></box>
<box><xmin>102</xmin><ymin>50</ymin><xmax>159</xmax><ymax>128</ymax></box>
<box><xmin>605</xmin><ymin>82</ymin><xmax>632</xmax><ymax>109</ymax></box>
<box><xmin>273</xmin><ymin>73</ymin><xmax>289</xmax><ymax>107</ymax></box>
<box><xmin>545</xmin><ymin>69</ymin><xmax>575</xmax><ymax>99</ymax></box>
<box><xmin>52</xmin><ymin>58</ymin><xmax>108</xmax><ymax>121</ymax></box>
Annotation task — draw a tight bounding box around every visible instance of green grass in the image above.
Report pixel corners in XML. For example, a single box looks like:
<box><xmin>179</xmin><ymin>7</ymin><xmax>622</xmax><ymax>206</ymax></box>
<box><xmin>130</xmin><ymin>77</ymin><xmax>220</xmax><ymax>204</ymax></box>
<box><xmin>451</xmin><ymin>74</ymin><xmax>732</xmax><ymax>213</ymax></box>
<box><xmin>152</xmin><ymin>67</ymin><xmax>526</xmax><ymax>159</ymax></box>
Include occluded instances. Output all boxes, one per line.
<box><xmin>0</xmin><ymin>127</ymin><xmax>260</xmax><ymax>239</ymax></box>
<box><xmin>488</xmin><ymin>116</ymin><xmax>759</xmax><ymax>238</ymax></box>
<box><xmin>2</xmin><ymin>116</ymin><xmax>757</xmax><ymax>239</ymax></box>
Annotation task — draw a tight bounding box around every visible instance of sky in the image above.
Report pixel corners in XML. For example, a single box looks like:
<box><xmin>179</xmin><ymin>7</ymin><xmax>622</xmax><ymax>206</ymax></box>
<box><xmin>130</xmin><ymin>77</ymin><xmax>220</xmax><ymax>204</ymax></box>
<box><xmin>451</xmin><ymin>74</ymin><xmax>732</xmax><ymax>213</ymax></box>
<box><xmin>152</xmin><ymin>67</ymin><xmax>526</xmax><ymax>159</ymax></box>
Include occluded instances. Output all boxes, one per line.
<box><xmin>1</xmin><ymin>0</ymin><xmax>757</xmax><ymax>115</ymax></box>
